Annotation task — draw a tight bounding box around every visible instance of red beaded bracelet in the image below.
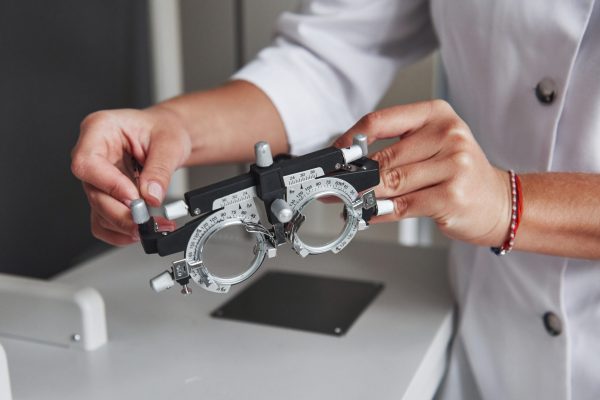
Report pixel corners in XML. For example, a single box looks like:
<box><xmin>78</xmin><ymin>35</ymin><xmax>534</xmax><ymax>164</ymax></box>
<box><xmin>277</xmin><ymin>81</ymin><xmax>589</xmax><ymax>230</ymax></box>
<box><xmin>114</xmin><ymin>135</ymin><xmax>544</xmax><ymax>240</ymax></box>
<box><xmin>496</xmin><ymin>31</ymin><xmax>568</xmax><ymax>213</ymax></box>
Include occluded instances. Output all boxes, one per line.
<box><xmin>491</xmin><ymin>170</ymin><xmax>523</xmax><ymax>256</ymax></box>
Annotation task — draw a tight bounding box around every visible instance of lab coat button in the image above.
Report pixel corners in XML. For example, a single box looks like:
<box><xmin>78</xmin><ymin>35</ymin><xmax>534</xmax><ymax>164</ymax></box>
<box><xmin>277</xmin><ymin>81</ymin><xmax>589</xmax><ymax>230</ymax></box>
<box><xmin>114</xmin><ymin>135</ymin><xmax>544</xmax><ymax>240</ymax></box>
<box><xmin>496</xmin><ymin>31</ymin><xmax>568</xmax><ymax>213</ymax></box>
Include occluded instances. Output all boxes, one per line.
<box><xmin>543</xmin><ymin>312</ymin><xmax>562</xmax><ymax>336</ymax></box>
<box><xmin>535</xmin><ymin>78</ymin><xmax>557</xmax><ymax>104</ymax></box>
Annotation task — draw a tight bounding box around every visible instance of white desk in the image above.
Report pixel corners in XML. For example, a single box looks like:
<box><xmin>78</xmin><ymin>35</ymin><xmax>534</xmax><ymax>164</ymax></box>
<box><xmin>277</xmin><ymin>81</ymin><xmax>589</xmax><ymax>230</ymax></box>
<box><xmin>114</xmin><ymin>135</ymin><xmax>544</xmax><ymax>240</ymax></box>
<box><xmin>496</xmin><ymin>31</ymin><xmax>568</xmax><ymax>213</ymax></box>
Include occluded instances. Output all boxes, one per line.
<box><xmin>2</xmin><ymin>238</ymin><xmax>453</xmax><ymax>400</ymax></box>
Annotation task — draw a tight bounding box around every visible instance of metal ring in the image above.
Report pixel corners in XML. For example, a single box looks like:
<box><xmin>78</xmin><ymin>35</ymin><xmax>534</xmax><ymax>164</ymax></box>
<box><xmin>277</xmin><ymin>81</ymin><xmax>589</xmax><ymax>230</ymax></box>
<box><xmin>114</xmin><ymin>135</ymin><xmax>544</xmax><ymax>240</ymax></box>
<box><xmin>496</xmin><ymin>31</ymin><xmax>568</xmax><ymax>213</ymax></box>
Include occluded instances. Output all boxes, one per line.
<box><xmin>290</xmin><ymin>189</ymin><xmax>360</xmax><ymax>255</ymax></box>
<box><xmin>187</xmin><ymin>219</ymin><xmax>268</xmax><ymax>286</ymax></box>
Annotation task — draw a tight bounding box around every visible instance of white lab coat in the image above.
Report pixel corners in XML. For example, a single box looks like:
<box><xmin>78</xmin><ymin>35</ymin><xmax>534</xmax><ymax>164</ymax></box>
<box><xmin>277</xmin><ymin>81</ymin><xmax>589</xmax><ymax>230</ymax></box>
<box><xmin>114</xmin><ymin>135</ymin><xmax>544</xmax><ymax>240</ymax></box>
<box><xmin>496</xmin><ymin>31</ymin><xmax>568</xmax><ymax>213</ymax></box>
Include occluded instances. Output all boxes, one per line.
<box><xmin>234</xmin><ymin>0</ymin><xmax>600</xmax><ymax>399</ymax></box>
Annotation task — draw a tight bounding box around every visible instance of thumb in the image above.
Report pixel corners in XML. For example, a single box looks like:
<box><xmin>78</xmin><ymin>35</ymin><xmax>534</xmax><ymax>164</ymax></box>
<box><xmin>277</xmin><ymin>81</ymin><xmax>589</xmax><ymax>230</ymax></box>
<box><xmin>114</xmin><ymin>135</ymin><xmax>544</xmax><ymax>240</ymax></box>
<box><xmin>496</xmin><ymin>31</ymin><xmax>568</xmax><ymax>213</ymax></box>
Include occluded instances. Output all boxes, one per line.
<box><xmin>139</xmin><ymin>134</ymin><xmax>187</xmax><ymax>206</ymax></box>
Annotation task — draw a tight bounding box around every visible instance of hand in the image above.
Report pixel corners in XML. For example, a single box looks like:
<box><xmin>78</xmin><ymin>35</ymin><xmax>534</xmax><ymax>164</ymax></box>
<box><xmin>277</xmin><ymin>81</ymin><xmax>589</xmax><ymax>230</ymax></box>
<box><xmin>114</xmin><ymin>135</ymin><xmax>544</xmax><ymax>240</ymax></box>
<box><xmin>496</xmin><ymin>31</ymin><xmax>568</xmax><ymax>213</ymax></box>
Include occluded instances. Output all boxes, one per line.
<box><xmin>335</xmin><ymin>100</ymin><xmax>512</xmax><ymax>247</ymax></box>
<box><xmin>71</xmin><ymin>106</ymin><xmax>190</xmax><ymax>245</ymax></box>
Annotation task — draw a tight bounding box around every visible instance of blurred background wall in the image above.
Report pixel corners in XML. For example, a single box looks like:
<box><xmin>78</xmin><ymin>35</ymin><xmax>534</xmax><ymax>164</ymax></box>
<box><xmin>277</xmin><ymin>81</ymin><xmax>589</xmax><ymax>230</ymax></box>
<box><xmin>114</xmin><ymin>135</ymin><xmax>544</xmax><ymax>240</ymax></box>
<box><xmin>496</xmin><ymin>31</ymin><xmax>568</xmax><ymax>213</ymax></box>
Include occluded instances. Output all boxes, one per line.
<box><xmin>0</xmin><ymin>0</ymin><xmax>440</xmax><ymax>279</ymax></box>
<box><xmin>0</xmin><ymin>0</ymin><xmax>151</xmax><ymax>278</ymax></box>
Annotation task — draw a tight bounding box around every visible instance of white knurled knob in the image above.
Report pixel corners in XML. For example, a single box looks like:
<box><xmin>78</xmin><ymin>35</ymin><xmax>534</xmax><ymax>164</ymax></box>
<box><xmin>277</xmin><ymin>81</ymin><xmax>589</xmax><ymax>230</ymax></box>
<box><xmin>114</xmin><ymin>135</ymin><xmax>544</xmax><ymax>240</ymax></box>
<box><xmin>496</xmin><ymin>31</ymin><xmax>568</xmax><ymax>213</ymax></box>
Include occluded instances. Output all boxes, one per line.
<box><xmin>149</xmin><ymin>271</ymin><xmax>175</xmax><ymax>293</ymax></box>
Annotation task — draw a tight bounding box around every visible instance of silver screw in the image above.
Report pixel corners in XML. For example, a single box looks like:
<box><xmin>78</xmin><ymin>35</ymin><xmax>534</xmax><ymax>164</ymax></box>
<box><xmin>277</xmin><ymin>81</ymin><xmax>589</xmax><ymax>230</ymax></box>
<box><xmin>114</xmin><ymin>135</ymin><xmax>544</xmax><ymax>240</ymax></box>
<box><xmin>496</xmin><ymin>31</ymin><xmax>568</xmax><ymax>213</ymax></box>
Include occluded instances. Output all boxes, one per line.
<box><xmin>71</xmin><ymin>333</ymin><xmax>82</xmax><ymax>342</ymax></box>
<box><xmin>334</xmin><ymin>327</ymin><xmax>342</xmax><ymax>335</ymax></box>
<box><xmin>181</xmin><ymin>284</ymin><xmax>192</xmax><ymax>295</ymax></box>
<box><xmin>193</xmin><ymin>208</ymin><xmax>201</xmax><ymax>216</ymax></box>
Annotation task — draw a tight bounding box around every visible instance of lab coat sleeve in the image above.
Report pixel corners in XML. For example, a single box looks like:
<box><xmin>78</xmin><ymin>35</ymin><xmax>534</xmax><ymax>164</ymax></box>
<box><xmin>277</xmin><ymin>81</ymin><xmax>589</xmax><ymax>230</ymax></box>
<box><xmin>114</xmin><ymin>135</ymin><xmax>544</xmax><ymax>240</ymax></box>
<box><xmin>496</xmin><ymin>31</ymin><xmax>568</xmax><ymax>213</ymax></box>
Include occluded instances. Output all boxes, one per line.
<box><xmin>232</xmin><ymin>0</ymin><xmax>438</xmax><ymax>155</ymax></box>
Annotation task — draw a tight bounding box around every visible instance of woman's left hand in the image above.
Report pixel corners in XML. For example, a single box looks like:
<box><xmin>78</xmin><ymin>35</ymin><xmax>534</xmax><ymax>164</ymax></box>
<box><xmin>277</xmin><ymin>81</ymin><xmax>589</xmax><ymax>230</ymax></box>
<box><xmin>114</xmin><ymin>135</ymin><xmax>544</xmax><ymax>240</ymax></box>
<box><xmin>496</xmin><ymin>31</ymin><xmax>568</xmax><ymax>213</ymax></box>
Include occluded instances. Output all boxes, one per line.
<box><xmin>335</xmin><ymin>100</ymin><xmax>511</xmax><ymax>247</ymax></box>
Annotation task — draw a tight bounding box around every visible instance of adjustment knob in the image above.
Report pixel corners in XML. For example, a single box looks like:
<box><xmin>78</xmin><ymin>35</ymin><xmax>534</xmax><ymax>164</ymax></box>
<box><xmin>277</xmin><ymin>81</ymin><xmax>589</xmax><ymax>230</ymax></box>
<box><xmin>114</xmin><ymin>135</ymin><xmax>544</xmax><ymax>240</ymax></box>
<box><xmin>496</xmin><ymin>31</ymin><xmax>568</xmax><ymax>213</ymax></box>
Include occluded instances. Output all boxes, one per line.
<box><xmin>271</xmin><ymin>198</ymin><xmax>293</xmax><ymax>223</ymax></box>
<box><xmin>353</xmin><ymin>134</ymin><xmax>368</xmax><ymax>157</ymax></box>
<box><xmin>340</xmin><ymin>134</ymin><xmax>368</xmax><ymax>164</ymax></box>
<box><xmin>149</xmin><ymin>271</ymin><xmax>175</xmax><ymax>293</ymax></box>
<box><xmin>376</xmin><ymin>200</ymin><xmax>395</xmax><ymax>216</ymax></box>
<box><xmin>255</xmin><ymin>141</ymin><xmax>273</xmax><ymax>167</ymax></box>
<box><xmin>162</xmin><ymin>200</ymin><xmax>188</xmax><ymax>220</ymax></box>
<box><xmin>131</xmin><ymin>199</ymin><xmax>150</xmax><ymax>224</ymax></box>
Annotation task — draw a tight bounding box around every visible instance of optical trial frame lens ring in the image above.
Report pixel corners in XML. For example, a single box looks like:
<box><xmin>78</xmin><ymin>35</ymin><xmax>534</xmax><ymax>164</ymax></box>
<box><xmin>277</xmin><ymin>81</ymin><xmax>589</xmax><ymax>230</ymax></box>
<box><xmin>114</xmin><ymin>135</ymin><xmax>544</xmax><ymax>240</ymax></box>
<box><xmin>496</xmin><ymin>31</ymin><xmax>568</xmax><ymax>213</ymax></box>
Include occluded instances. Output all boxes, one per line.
<box><xmin>187</xmin><ymin>219</ymin><xmax>268</xmax><ymax>287</ymax></box>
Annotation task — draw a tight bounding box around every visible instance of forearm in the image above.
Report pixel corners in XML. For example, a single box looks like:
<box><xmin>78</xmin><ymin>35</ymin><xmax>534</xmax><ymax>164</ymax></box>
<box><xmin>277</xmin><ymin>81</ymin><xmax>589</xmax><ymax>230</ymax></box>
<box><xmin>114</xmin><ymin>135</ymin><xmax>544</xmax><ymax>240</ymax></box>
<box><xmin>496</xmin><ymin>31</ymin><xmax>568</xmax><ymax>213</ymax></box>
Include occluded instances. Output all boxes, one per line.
<box><xmin>515</xmin><ymin>173</ymin><xmax>600</xmax><ymax>259</ymax></box>
<box><xmin>150</xmin><ymin>80</ymin><xmax>288</xmax><ymax>166</ymax></box>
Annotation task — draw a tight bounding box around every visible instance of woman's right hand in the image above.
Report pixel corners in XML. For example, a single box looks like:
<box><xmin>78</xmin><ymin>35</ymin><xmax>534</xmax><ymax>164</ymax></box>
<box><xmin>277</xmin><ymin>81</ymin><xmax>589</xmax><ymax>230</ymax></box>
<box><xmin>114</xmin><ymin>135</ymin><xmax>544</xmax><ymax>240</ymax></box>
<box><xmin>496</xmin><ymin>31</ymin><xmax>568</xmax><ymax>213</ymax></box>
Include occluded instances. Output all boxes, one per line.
<box><xmin>71</xmin><ymin>106</ymin><xmax>191</xmax><ymax>245</ymax></box>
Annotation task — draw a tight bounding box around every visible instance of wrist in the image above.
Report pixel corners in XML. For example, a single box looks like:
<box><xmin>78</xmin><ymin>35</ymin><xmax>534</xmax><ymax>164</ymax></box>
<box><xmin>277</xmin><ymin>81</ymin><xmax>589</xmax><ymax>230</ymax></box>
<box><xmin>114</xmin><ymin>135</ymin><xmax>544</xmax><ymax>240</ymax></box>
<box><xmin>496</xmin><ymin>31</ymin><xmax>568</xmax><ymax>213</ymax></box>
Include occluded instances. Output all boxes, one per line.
<box><xmin>139</xmin><ymin>105</ymin><xmax>193</xmax><ymax>169</ymax></box>
<box><xmin>478</xmin><ymin>167</ymin><xmax>513</xmax><ymax>247</ymax></box>
<box><xmin>145</xmin><ymin>103</ymin><xmax>189</xmax><ymax>136</ymax></box>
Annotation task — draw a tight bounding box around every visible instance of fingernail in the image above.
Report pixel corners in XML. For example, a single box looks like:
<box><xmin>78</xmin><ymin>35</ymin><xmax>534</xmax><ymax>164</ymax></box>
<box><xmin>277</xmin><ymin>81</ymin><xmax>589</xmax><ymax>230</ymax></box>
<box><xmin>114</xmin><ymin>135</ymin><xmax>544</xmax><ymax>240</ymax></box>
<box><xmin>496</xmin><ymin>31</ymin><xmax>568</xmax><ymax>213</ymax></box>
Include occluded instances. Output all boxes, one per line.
<box><xmin>131</xmin><ymin>233</ymin><xmax>140</xmax><ymax>241</ymax></box>
<box><xmin>147</xmin><ymin>181</ymin><xmax>164</xmax><ymax>202</ymax></box>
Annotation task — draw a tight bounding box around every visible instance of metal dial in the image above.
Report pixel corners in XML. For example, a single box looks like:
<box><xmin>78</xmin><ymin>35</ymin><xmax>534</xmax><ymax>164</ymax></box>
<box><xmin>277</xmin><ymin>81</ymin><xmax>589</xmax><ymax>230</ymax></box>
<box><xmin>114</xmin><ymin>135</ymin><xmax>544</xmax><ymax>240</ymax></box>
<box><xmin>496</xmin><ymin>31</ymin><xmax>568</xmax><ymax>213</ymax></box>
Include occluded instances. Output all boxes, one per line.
<box><xmin>185</xmin><ymin>188</ymin><xmax>268</xmax><ymax>293</ymax></box>
<box><xmin>286</xmin><ymin>177</ymin><xmax>363</xmax><ymax>257</ymax></box>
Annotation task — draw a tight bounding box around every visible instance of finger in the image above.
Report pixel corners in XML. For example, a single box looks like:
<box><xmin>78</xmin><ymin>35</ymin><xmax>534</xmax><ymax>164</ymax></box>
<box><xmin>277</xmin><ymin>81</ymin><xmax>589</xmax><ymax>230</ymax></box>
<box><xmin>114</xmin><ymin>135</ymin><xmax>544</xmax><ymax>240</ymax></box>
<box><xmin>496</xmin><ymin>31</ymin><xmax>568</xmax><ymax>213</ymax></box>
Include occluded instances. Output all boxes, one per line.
<box><xmin>84</xmin><ymin>183</ymin><xmax>139</xmax><ymax>236</ymax></box>
<box><xmin>91</xmin><ymin>212</ymin><xmax>139</xmax><ymax>246</ymax></box>
<box><xmin>370</xmin><ymin>123</ymin><xmax>445</xmax><ymax>170</ymax></box>
<box><xmin>317</xmin><ymin>195</ymin><xmax>343</xmax><ymax>204</ymax></box>
<box><xmin>370</xmin><ymin>185</ymin><xmax>448</xmax><ymax>224</ymax></box>
<box><xmin>153</xmin><ymin>216</ymin><xmax>177</xmax><ymax>232</ymax></box>
<box><xmin>72</xmin><ymin>154</ymin><xmax>140</xmax><ymax>205</ymax></box>
<box><xmin>375</xmin><ymin>157</ymin><xmax>454</xmax><ymax>198</ymax></box>
<box><xmin>72</xmin><ymin>114</ymin><xmax>140</xmax><ymax>204</ymax></box>
<box><xmin>85</xmin><ymin>184</ymin><xmax>178</xmax><ymax>234</ymax></box>
<box><xmin>335</xmin><ymin>100</ymin><xmax>452</xmax><ymax>147</ymax></box>
<box><xmin>139</xmin><ymin>134</ymin><xmax>187</xmax><ymax>206</ymax></box>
